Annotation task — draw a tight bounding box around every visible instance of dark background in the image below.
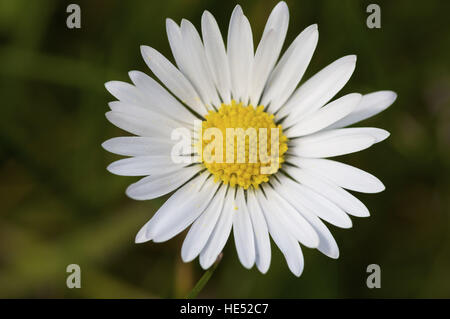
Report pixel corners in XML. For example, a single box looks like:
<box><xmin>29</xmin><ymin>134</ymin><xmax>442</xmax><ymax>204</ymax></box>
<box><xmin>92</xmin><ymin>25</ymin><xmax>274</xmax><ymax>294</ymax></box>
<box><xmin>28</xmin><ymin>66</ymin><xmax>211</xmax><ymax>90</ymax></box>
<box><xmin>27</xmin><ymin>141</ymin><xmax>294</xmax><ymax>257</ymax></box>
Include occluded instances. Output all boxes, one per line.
<box><xmin>0</xmin><ymin>0</ymin><xmax>449</xmax><ymax>298</ymax></box>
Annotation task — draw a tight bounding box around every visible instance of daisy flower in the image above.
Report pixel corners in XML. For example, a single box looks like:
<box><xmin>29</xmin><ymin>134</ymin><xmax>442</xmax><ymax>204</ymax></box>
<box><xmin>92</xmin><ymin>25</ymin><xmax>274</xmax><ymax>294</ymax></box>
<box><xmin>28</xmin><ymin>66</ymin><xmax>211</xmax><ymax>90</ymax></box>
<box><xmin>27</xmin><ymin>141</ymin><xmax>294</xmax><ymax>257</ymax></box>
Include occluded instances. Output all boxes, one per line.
<box><xmin>103</xmin><ymin>1</ymin><xmax>397</xmax><ymax>276</ymax></box>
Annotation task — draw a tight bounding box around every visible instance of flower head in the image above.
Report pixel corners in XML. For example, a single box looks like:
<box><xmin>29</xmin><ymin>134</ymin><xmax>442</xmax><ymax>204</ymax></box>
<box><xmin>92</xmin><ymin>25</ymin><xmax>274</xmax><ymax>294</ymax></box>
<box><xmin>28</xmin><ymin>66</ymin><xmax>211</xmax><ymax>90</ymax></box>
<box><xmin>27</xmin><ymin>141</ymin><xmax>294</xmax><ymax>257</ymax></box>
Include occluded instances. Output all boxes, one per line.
<box><xmin>103</xmin><ymin>1</ymin><xmax>397</xmax><ymax>276</ymax></box>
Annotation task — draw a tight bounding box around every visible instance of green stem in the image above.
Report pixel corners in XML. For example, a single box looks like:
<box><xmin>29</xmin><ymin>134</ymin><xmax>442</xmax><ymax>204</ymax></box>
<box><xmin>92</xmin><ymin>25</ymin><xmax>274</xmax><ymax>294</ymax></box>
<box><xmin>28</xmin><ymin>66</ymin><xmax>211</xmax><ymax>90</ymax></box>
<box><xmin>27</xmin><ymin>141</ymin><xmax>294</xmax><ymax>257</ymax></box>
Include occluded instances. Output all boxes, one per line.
<box><xmin>185</xmin><ymin>253</ymin><xmax>223</xmax><ymax>299</ymax></box>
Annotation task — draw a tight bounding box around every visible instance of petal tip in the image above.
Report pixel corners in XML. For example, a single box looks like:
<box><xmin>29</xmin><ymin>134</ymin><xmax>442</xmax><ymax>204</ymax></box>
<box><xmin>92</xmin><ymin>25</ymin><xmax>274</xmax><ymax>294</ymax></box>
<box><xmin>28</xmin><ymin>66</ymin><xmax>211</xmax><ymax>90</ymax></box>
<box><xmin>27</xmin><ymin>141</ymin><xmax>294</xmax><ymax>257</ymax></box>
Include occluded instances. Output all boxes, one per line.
<box><xmin>360</xmin><ymin>210</ymin><xmax>371</xmax><ymax>218</ymax></box>
<box><xmin>202</xmin><ymin>10</ymin><xmax>213</xmax><ymax>20</ymax></box>
<box><xmin>347</xmin><ymin>54</ymin><xmax>357</xmax><ymax>62</ymax></box>
<box><xmin>166</xmin><ymin>17</ymin><xmax>175</xmax><ymax>25</ymax></box>
<box><xmin>340</xmin><ymin>217</ymin><xmax>353</xmax><ymax>229</ymax></box>
<box><xmin>329</xmin><ymin>250</ymin><xmax>340</xmax><ymax>259</ymax></box>
<box><xmin>241</xmin><ymin>261</ymin><xmax>254</xmax><ymax>270</ymax></box>
<box><xmin>232</xmin><ymin>4</ymin><xmax>243</xmax><ymax>16</ymax></box>
<box><xmin>140</xmin><ymin>45</ymin><xmax>152</xmax><ymax>56</ymax></box>
<box><xmin>125</xmin><ymin>185</ymin><xmax>143</xmax><ymax>200</ymax></box>
<box><xmin>199</xmin><ymin>256</ymin><xmax>213</xmax><ymax>270</ymax></box>
<box><xmin>291</xmin><ymin>267</ymin><xmax>303</xmax><ymax>277</ymax></box>
<box><xmin>378</xmin><ymin>130</ymin><xmax>390</xmax><ymax>142</ymax></box>
<box><xmin>104</xmin><ymin>110</ymin><xmax>114</xmax><ymax>121</ymax></box>
<box><xmin>181</xmin><ymin>249</ymin><xmax>195</xmax><ymax>263</ymax></box>
<box><xmin>135</xmin><ymin>227</ymin><xmax>151</xmax><ymax>244</ymax></box>
<box><xmin>258</xmin><ymin>267</ymin><xmax>269</xmax><ymax>275</ymax></box>
<box><xmin>276</xmin><ymin>1</ymin><xmax>289</xmax><ymax>10</ymax></box>
<box><xmin>104</xmin><ymin>81</ymin><xmax>116</xmax><ymax>92</ymax></box>
<box><xmin>128</xmin><ymin>70</ymin><xmax>139</xmax><ymax>79</ymax></box>
<box><xmin>100</xmin><ymin>140</ymin><xmax>109</xmax><ymax>151</ymax></box>
<box><xmin>387</xmin><ymin>90</ymin><xmax>398</xmax><ymax>103</ymax></box>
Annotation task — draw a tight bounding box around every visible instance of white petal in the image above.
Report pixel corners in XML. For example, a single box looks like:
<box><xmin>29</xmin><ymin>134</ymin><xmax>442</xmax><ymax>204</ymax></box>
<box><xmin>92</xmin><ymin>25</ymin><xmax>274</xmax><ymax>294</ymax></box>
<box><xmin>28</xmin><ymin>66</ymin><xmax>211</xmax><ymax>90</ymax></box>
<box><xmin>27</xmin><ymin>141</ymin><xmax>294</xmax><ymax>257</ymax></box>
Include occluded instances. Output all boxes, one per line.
<box><xmin>107</xmin><ymin>156</ymin><xmax>188</xmax><ymax>176</ymax></box>
<box><xmin>329</xmin><ymin>91</ymin><xmax>397</xmax><ymax>129</ymax></box>
<box><xmin>181</xmin><ymin>184</ymin><xmax>227</xmax><ymax>262</ymax></box>
<box><xmin>179</xmin><ymin>19</ymin><xmax>221</xmax><ymax>108</ymax></box>
<box><xmin>233</xmin><ymin>188</ymin><xmax>256</xmax><ymax>269</ymax></box>
<box><xmin>289</xmin><ymin>127</ymin><xmax>390</xmax><ymax>145</ymax></box>
<box><xmin>256</xmin><ymin>189</ymin><xmax>304</xmax><ymax>277</ymax></box>
<box><xmin>227</xmin><ymin>6</ymin><xmax>253</xmax><ymax>103</ymax></box>
<box><xmin>279</xmin><ymin>55</ymin><xmax>357</xmax><ymax>126</ymax></box>
<box><xmin>201</xmin><ymin>11</ymin><xmax>232</xmax><ymax>104</ymax></box>
<box><xmin>153</xmin><ymin>177</ymin><xmax>219</xmax><ymax>242</ymax></box>
<box><xmin>105</xmin><ymin>81</ymin><xmax>146</xmax><ymax>105</ymax></box>
<box><xmin>264</xmin><ymin>24</ymin><xmax>318</xmax><ymax>113</ymax></box>
<box><xmin>140</xmin><ymin>45</ymin><xmax>207</xmax><ymax>116</ymax></box>
<box><xmin>294</xmin><ymin>158</ymin><xmax>385</xmax><ymax>193</ymax></box>
<box><xmin>249</xmin><ymin>1</ymin><xmax>289</xmax><ymax>105</ymax></box>
<box><xmin>286</xmin><ymin>93</ymin><xmax>361</xmax><ymax>137</ymax></box>
<box><xmin>128</xmin><ymin>70</ymin><xmax>197</xmax><ymax>124</ymax></box>
<box><xmin>249</xmin><ymin>29</ymin><xmax>277</xmax><ymax>106</ymax></box>
<box><xmin>286</xmin><ymin>165</ymin><xmax>370</xmax><ymax>217</ymax></box>
<box><xmin>247</xmin><ymin>188</ymin><xmax>271</xmax><ymax>273</ymax></box>
<box><xmin>261</xmin><ymin>2</ymin><xmax>289</xmax><ymax>39</ymax></box>
<box><xmin>108</xmin><ymin>101</ymin><xmax>188</xmax><ymax>130</ymax></box>
<box><xmin>135</xmin><ymin>172</ymin><xmax>209</xmax><ymax>242</ymax></box>
<box><xmin>200</xmin><ymin>188</ymin><xmax>235</xmax><ymax>269</ymax></box>
<box><xmin>336</xmin><ymin>127</ymin><xmax>390</xmax><ymax>143</ymax></box>
<box><xmin>135</xmin><ymin>172</ymin><xmax>215</xmax><ymax>243</ymax></box>
<box><xmin>102</xmin><ymin>137</ymin><xmax>173</xmax><ymax>157</ymax></box>
<box><xmin>277</xmin><ymin>174</ymin><xmax>352</xmax><ymax>228</ymax></box>
<box><xmin>262</xmin><ymin>185</ymin><xmax>319</xmax><ymax>248</ymax></box>
<box><xmin>166</xmin><ymin>18</ymin><xmax>191</xmax><ymax>75</ymax></box>
<box><xmin>105</xmin><ymin>111</ymin><xmax>172</xmax><ymax>138</ymax></box>
<box><xmin>271</xmin><ymin>179</ymin><xmax>339</xmax><ymax>258</ymax></box>
<box><xmin>289</xmin><ymin>133</ymin><xmax>375</xmax><ymax>158</ymax></box>
<box><xmin>126</xmin><ymin>165</ymin><xmax>202</xmax><ymax>200</ymax></box>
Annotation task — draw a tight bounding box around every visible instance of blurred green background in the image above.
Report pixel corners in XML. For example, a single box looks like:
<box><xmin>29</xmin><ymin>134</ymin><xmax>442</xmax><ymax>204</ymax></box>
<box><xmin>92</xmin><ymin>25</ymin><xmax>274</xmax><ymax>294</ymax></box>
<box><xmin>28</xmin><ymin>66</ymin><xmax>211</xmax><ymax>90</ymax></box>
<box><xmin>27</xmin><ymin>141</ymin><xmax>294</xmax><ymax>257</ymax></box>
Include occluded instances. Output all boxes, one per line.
<box><xmin>1</xmin><ymin>0</ymin><xmax>449</xmax><ymax>298</ymax></box>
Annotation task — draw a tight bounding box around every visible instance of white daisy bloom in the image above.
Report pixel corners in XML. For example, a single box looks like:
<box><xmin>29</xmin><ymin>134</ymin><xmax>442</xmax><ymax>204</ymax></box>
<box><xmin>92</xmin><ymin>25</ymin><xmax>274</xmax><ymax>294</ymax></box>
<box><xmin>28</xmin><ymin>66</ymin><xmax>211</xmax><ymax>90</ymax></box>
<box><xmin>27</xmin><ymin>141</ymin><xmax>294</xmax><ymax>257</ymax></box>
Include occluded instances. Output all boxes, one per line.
<box><xmin>103</xmin><ymin>1</ymin><xmax>397</xmax><ymax>276</ymax></box>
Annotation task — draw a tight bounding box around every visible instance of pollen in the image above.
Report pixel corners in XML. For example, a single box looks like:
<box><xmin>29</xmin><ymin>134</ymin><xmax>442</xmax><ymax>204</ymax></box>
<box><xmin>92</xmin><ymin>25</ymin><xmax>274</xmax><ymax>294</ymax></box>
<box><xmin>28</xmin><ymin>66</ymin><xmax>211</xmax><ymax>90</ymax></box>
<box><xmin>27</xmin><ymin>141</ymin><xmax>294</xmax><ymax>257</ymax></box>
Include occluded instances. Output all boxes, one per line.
<box><xmin>198</xmin><ymin>100</ymin><xmax>288</xmax><ymax>189</ymax></box>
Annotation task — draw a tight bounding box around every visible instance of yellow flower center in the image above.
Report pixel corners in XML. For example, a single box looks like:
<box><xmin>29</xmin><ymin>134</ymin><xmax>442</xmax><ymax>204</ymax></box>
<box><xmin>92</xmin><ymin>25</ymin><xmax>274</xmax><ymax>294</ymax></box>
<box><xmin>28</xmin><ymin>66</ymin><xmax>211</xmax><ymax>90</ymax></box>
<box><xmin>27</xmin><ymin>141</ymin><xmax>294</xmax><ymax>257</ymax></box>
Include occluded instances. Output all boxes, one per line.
<box><xmin>198</xmin><ymin>100</ymin><xmax>288</xmax><ymax>189</ymax></box>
